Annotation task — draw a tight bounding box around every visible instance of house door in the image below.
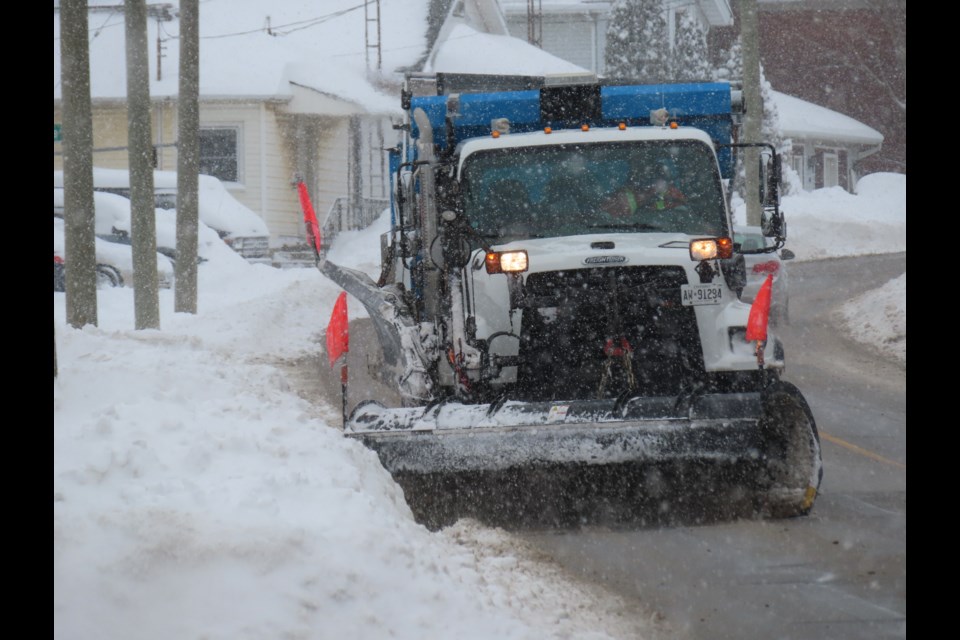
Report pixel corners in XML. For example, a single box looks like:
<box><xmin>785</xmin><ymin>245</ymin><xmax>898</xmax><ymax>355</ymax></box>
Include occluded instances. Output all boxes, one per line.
<box><xmin>823</xmin><ymin>152</ymin><xmax>839</xmax><ymax>188</ymax></box>
<box><xmin>791</xmin><ymin>153</ymin><xmax>805</xmax><ymax>188</ymax></box>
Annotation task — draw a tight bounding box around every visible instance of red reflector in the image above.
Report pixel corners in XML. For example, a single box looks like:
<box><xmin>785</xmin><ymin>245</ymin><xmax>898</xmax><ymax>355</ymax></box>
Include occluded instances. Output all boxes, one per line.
<box><xmin>53</xmin><ymin>255</ymin><xmax>64</xmax><ymax>264</ymax></box>
<box><xmin>752</xmin><ymin>261</ymin><xmax>780</xmax><ymax>275</ymax></box>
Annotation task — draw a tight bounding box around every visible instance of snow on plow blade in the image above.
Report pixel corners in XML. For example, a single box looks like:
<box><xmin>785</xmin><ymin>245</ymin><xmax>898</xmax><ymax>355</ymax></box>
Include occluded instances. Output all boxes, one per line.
<box><xmin>345</xmin><ymin>386</ymin><xmax>821</xmax><ymax>530</ymax></box>
<box><xmin>346</xmin><ymin>393</ymin><xmax>767</xmax><ymax>473</ymax></box>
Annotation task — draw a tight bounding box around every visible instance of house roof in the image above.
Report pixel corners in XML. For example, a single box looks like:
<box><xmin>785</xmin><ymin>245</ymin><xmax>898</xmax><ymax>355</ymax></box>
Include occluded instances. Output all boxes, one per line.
<box><xmin>53</xmin><ymin>0</ymin><xmax>431</xmax><ymax>115</ymax></box>
<box><xmin>771</xmin><ymin>90</ymin><xmax>884</xmax><ymax>146</ymax></box>
<box><xmin>423</xmin><ymin>0</ymin><xmax>593</xmax><ymax>75</ymax></box>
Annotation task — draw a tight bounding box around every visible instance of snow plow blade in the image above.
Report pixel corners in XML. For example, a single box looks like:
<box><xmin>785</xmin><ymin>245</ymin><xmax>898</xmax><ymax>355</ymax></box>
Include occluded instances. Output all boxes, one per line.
<box><xmin>346</xmin><ymin>382</ymin><xmax>822</xmax><ymax>529</ymax></box>
<box><xmin>319</xmin><ymin>259</ymin><xmax>433</xmax><ymax>401</ymax></box>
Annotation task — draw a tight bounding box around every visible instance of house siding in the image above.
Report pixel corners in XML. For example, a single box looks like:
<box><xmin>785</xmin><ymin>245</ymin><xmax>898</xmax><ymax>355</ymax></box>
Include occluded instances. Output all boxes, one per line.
<box><xmin>260</xmin><ymin>104</ymin><xmax>301</xmax><ymax>245</ymax></box>
<box><xmin>503</xmin><ymin>1</ymin><xmax>721</xmax><ymax>76</ymax></box>
<box><xmin>54</xmin><ymin>100</ymin><xmax>337</xmax><ymax>248</ymax></box>
<box><xmin>504</xmin><ymin>9</ymin><xmax>606</xmax><ymax>75</ymax></box>
<box><xmin>276</xmin><ymin>115</ymin><xmax>353</xmax><ymax>244</ymax></box>
<box><xmin>315</xmin><ymin>119</ymin><xmax>352</xmax><ymax>231</ymax></box>
<box><xmin>54</xmin><ymin>102</ymin><xmax>180</xmax><ymax>172</ymax></box>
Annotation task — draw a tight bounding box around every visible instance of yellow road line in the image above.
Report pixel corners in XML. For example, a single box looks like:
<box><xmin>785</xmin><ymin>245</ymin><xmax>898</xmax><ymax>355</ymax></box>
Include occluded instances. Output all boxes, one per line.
<box><xmin>819</xmin><ymin>431</ymin><xmax>906</xmax><ymax>470</ymax></box>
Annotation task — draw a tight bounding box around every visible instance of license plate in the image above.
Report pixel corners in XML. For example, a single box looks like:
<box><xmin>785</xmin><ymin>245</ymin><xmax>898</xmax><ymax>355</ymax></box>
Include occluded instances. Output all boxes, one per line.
<box><xmin>680</xmin><ymin>283</ymin><xmax>723</xmax><ymax>306</ymax></box>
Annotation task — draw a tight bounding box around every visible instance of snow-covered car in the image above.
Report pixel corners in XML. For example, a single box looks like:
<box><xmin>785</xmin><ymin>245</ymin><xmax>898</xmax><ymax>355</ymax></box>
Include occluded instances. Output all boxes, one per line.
<box><xmin>53</xmin><ymin>217</ymin><xmax>175</xmax><ymax>289</ymax></box>
<box><xmin>734</xmin><ymin>225</ymin><xmax>794</xmax><ymax>326</ymax></box>
<box><xmin>54</xmin><ymin>188</ymin><xmax>230</xmax><ymax>266</ymax></box>
<box><xmin>54</xmin><ymin>168</ymin><xmax>271</xmax><ymax>263</ymax></box>
<box><xmin>54</xmin><ymin>254</ymin><xmax>124</xmax><ymax>291</ymax></box>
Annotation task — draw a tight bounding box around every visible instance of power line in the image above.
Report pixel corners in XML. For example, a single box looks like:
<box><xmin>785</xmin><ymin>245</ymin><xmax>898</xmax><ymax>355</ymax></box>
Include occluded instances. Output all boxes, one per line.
<box><xmin>162</xmin><ymin>2</ymin><xmax>368</xmax><ymax>41</ymax></box>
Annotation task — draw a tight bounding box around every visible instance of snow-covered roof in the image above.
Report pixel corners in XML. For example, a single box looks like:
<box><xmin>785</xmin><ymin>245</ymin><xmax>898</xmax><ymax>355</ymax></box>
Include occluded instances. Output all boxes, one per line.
<box><xmin>771</xmin><ymin>90</ymin><xmax>883</xmax><ymax>146</ymax></box>
<box><xmin>53</xmin><ymin>0</ymin><xmax>591</xmax><ymax>114</ymax></box>
<box><xmin>53</xmin><ymin>0</ymin><xmax>430</xmax><ymax>115</ymax></box>
<box><xmin>425</xmin><ymin>23</ymin><xmax>590</xmax><ymax>75</ymax></box>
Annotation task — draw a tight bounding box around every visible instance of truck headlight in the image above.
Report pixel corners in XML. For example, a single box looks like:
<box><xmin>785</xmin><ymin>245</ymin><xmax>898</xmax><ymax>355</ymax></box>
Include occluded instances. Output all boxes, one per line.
<box><xmin>485</xmin><ymin>250</ymin><xmax>528</xmax><ymax>274</ymax></box>
<box><xmin>689</xmin><ymin>237</ymin><xmax>733</xmax><ymax>261</ymax></box>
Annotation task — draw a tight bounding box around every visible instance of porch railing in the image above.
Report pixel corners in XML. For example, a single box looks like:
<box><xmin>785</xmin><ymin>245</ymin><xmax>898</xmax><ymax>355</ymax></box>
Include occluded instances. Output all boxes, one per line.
<box><xmin>320</xmin><ymin>196</ymin><xmax>390</xmax><ymax>254</ymax></box>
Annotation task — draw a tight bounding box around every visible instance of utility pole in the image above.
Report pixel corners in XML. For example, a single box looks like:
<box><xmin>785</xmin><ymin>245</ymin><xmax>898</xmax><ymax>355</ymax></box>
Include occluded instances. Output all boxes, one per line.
<box><xmin>126</xmin><ymin>0</ymin><xmax>161</xmax><ymax>329</ymax></box>
<box><xmin>60</xmin><ymin>0</ymin><xmax>98</xmax><ymax>328</ymax></box>
<box><xmin>740</xmin><ymin>0</ymin><xmax>762</xmax><ymax>227</ymax></box>
<box><xmin>176</xmin><ymin>0</ymin><xmax>200</xmax><ymax>313</ymax></box>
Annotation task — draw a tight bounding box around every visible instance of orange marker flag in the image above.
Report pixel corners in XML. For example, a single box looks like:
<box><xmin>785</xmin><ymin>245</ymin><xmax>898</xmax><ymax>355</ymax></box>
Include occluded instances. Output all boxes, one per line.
<box><xmin>326</xmin><ymin>292</ymin><xmax>349</xmax><ymax>368</ymax></box>
<box><xmin>297</xmin><ymin>180</ymin><xmax>323</xmax><ymax>258</ymax></box>
<box><xmin>746</xmin><ymin>274</ymin><xmax>774</xmax><ymax>342</ymax></box>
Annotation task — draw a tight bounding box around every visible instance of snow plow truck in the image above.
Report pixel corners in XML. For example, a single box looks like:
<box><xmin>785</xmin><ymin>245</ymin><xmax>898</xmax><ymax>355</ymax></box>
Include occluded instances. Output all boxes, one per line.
<box><xmin>319</xmin><ymin>73</ymin><xmax>822</xmax><ymax>529</ymax></box>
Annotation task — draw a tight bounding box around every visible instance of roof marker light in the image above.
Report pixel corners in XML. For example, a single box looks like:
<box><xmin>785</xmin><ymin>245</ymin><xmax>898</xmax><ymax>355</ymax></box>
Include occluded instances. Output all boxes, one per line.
<box><xmin>581</xmin><ymin>124</ymin><xmax>590</xmax><ymax>132</ymax></box>
<box><xmin>544</xmin><ymin>126</ymin><xmax>552</xmax><ymax>134</ymax></box>
<box><xmin>670</xmin><ymin>121</ymin><xmax>679</xmax><ymax>129</ymax></box>
<box><xmin>491</xmin><ymin>130</ymin><xmax>500</xmax><ymax>138</ymax></box>
<box><xmin>618</xmin><ymin>122</ymin><xmax>627</xmax><ymax>130</ymax></box>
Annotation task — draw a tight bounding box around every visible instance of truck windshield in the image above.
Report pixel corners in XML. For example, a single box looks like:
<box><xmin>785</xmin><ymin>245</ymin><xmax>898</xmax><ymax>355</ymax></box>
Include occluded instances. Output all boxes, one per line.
<box><xmin>462</xmin><ymin>140</ymin><xmax>726</xmax><ymax>243</ymax></box>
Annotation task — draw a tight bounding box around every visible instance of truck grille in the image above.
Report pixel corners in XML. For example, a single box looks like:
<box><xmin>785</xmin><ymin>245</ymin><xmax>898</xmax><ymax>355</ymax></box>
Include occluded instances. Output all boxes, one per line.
<box><xmin>516</xmin><ymin>266</ymin><xmax>704</xmax><ymax>400</ymax></box>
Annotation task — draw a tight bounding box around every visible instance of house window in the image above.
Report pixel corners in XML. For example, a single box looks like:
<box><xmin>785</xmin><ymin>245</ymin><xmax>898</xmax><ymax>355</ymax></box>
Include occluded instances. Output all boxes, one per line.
<box><xmin>199</xmin><ymin>127</ymin><xmax>240</xmax><ymax>183</ymax></box>
<box><xmin>823</xmin><ymin>152</ymin><xmax>839</xmax><ymax>188</ymax></box>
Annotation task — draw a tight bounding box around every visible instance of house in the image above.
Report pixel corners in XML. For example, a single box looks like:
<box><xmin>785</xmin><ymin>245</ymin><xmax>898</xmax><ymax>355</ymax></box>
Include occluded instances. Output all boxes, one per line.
<box><xmin>705</xmin><ymin>0</ymin><xmax>905</xmax><ymax>175</ymax></box>
<box><xmin>771</xmin><ymin>90</ymin><xmax>883</xmax><ymax>191</ymax></box>
<box><xmin>498</xmin><ymin>1</ymin><xmax>735</xmax><ymax>76</ymax></box>
<box><xmin>423</xmin><ymin>0</ymin><xmax>591</xmax><ymax>76</ymax></box>
<box><xmin>54</xmin><ymin>1</ymin><xmax>429</xmax><ymax>256</ymax></box>
<box><xmin>755</xmin><ymin>0</ymin><xmax>905</xmax><ymax>175</ymax></box>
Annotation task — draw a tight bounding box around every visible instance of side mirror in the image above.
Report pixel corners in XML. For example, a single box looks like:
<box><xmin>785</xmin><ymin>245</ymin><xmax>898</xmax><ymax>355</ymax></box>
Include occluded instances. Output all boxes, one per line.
<box><xmin>759</xmin><ymin>152</ymin><xmax>781</xmax><ymax>207</ymax></box>
<box><xmin>760</xmin><ymin>210</ymin><xmax>785</xmax><ymax>238</ymax></box>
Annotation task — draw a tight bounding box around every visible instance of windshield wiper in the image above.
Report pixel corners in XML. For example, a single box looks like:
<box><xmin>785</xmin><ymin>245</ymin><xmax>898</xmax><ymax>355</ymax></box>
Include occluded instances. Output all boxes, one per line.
<box><xmin>586</xmin><ymin>222</ymin><xmax>661</xmax><ymax>231</ymax></box>
<box><xmin>480</xmin><ymin>231</ymin><xmax>550</xmax><ymax>239</ymax></box>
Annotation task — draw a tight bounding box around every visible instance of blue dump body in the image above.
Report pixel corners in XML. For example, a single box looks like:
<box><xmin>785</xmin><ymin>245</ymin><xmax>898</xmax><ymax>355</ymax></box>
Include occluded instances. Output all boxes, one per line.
<box><xmin>407</xmin><ymin>82</ymin><xmax>736</xmax><ymax>178</ymax></box>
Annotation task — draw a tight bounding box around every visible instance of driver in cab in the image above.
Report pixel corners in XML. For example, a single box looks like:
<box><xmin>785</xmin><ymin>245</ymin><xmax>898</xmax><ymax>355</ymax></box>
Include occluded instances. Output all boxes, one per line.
<box><xmin>603</xmin><ymin>161</ymin><xmax>687</xmax><ymax>218</ymax></box>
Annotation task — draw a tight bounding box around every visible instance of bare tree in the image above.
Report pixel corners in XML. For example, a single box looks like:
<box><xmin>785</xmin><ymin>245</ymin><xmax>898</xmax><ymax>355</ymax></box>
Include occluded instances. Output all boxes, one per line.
<box><xmin>754</xmin><ymin>1</ymin><xmax>906</xmax><ymax>172</ymax></box>
<box><xmin>59</xmin><ymin>0</ymin><xmax>98</xmax><ymax>328</ymax></box>
<box><xmin>176</xmin><ymin>0</ymin><xmax>200</xmax><ymax>314</ymax></box>
<box><xmin>125</xmin><ymin>0</ymin><xmax>160</xmax><ymax>329</ymax></box>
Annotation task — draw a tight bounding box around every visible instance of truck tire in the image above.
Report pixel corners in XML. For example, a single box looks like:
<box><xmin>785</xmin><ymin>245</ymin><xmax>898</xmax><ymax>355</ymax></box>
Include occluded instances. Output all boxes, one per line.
<box><xmin>758</xmin><ymin>380</ymin><xmax>823</xmax><ymax>518</ymax></box>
